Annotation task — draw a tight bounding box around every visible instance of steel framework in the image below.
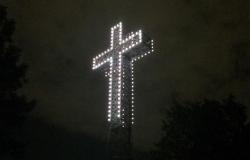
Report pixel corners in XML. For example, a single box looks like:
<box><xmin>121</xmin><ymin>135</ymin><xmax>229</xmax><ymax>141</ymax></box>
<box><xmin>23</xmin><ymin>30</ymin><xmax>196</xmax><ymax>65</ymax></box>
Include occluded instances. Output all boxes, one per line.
<box><xmin>92</xmin><ymin>22</ymin><xmax>154</xmax><ymax>159</ymax></box>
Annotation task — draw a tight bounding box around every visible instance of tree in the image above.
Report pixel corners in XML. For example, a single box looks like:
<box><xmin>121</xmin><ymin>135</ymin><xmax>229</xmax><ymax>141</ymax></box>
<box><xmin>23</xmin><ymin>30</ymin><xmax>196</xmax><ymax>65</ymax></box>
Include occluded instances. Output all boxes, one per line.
<box><xmin>0</xmin><ymin>5</ymin><xmax>35</xmax><ymax>159</ymax></box>
<box><xmin>155</xmin><ymin>96</ymin><xmax>250</xmax><ymax>160</ymax></box>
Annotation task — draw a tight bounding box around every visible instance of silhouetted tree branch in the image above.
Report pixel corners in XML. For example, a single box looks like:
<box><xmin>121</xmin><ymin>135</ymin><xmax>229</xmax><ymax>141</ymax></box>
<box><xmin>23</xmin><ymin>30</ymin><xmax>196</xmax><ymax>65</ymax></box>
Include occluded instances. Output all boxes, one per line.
<box><xmin>0</xmin><ymin>5</ymin><xmax>35</xmax><ymax>160</ymax></box>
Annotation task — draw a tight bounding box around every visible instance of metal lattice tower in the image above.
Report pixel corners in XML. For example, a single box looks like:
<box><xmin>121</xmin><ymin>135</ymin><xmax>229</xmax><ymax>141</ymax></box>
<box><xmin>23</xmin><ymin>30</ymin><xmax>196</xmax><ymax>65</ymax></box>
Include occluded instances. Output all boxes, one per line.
<box><xmin>92</xmin><ymin>22</ymin><xmax>154</xmax><ymax>160</ymax></box>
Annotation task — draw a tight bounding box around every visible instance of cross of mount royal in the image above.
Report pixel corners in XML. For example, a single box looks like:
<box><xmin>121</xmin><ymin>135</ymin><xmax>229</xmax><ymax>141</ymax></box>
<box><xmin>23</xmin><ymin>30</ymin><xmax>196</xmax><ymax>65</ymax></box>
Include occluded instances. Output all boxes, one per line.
<box><xmin>92</xmin><ymin>22</ymin><xmax>154</xmax><ymax>127</ymax></box>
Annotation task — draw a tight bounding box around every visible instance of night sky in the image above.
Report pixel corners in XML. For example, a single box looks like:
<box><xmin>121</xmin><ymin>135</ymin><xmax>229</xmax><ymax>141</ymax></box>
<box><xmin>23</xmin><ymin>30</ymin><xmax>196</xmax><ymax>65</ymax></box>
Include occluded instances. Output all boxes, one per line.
<box><xmin>2</xmin><ymin>0</ymin><xmax>250</xmax><ymax>151</ymax></box>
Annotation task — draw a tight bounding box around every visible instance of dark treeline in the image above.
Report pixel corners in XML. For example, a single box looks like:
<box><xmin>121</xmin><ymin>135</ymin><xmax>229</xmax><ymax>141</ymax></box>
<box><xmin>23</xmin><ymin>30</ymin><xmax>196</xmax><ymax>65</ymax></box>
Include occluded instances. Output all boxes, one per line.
<box><xmin>0</xmin><ymin>5</ymin><xmax>107</xmax><ymax>160</ymax></box>
<box><xmin>150</xmin><ymin>96</ymin><xmax>250</xmax><ymax>160</ymax></box>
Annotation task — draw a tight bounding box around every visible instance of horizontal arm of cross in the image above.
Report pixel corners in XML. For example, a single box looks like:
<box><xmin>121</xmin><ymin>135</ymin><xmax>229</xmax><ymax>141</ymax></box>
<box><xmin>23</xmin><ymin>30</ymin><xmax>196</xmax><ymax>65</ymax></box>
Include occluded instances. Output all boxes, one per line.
<box><xmin>121</xmin><ymin>31</ymin><xmax>153</xmax><ymax>59</ymax></box>
<box><xmin>92</xmin><ymin>49</ymin><xmax>113</xmax><ymax>70</ymax></box>
<box><xmin>119</xmin><ymin>30</ymin><xmax>142</xmax><ymax>55</ymax></box>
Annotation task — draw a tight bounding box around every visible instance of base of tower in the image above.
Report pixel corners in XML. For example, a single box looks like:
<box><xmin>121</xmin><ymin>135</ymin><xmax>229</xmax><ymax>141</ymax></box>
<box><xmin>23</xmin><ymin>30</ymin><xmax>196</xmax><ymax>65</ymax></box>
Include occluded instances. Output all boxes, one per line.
<box><xmin>107</xmin><ymin>125</ymin><xmax>132</xmax><ymax>160</ymax></box>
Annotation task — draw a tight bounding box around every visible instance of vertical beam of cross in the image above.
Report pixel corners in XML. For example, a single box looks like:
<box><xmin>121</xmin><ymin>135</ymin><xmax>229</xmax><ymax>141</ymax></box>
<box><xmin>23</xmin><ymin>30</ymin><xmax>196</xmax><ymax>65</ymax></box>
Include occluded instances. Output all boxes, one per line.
<box><xmin>92</xmin><ymin>22</ymin><xmax>154</xmax><ymax>127</ymax></box>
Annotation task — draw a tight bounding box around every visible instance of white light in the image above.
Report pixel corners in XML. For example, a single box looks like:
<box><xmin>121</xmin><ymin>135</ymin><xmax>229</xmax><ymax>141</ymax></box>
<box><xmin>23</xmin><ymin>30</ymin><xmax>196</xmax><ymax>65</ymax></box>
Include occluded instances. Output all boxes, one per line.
<box><xmin>92</xmin><ymin>22</ymin><xmax>154</xmax><ymax>125</ymax></box>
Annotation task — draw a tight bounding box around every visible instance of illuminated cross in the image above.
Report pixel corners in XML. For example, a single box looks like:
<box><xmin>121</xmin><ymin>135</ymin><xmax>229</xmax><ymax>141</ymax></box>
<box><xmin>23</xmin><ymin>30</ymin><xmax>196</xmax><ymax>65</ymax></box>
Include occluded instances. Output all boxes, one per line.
<box><xmin>92</xmin><ymin>22</ymin><xmax>154</xmax><ymax>127</ymax></box>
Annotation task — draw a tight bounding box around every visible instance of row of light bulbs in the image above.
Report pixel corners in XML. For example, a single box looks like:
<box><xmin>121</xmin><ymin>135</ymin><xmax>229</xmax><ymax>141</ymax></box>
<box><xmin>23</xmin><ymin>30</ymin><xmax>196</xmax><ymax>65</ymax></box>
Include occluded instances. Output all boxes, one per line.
<box><xmin>129</xmin><ymin>39</ymin><xmax>154</xmax><ymax>125</ymax></box>
<box><xmin>107</xmin><ymin>58</ymin><xmax>113</xmax><ymax>121</ymax></box>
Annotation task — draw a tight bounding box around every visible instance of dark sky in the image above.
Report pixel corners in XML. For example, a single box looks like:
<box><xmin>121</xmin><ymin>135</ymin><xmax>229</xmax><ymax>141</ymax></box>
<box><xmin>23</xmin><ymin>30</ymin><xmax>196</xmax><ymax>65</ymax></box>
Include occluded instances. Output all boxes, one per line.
<box><xmin>2</xmin><ymin>0</ymin><xmax>250</xmax><ymax>150</ymax></box>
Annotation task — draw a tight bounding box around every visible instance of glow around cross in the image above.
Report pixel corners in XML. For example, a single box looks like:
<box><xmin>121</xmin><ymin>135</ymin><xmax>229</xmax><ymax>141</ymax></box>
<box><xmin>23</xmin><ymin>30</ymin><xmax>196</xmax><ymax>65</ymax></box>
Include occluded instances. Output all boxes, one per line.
<box><xmin>92</xmin><ymin>22</ymin><xmax>154</xmax><ymax>125</ymax></box>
